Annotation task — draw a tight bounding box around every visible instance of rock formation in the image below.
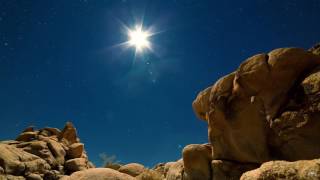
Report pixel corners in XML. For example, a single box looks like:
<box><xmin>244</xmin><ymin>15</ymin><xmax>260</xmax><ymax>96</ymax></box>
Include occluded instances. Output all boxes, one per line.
<box><xmin>241</xmin><ymin>159</ymin><xmax>320</xmax><ymax>180</ymax></box>
<box><xmin>0</xmin><ymin>122</ymin><xmax>94</xmax><ymax>180</ymax></box>
<box><xmin>191</xmin><ymin>44</ymin><xmax>320</xmax><ymax>179</ymax></box>
<box><xmin>1</xmin><ymin>44</ymin><xmax>320</xmax><ymax>179</ymax></box>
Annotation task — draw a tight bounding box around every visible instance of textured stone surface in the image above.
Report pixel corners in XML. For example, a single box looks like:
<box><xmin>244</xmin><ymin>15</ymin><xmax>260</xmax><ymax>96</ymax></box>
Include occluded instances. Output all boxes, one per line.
<box><xmin>0</xmin><ymin>123</ymin><xmax>92</xmax><ymax>179</ymax></box>
<box><xmin>69</xmin><ymin>168</ymin><xmax>135</xmax><ymax>180</ymax></box>
<box><xmin>269</xmin><ymin>65</ymin><xmax>320</xmax><ymax>161</ymax></box>
<box><xmin>182</xmin><ymin>144</ymin><xmax>212</xmax><ymax>180</ymax></box>
<box><xmin>241</xmin><ymin>159</ymin><xmax>320</xmax><ymax>180</ymax></box>
<box><xmin>118</xmin><ymin>163</ymin><xmax>145</xmax><ymax>177</ymax></box>
<box><xmin>58</xmin><ymin>122</ymin><xmax>78</xmax><ymax>145</ymax></box>
<box><xmin>65</xmin><ymin>158</ymin><xmax>88</xmax><ymax>173</ymax></box>
<box><xmin>211</xmin><ymin>160</ymin><xmax>258</xmax><ymax>180</ymax></box>
<box><xmin>136</xmin><ymin>169</ymin><xmax>164</xmax><ymax>180</ymax></box>
<box><xmin>16</xmin><ymin>132</ymin><xmax>37</xmax><ymax>142</ymax></box>
<box><xmin>193</xmin><ymin>47</ymin><xmax>320</xmax><ymax>164</ymax></box>
<box><xmin>67</xmin><ymin>143</ymin><xmax>84</xmax><ymax>159</ymax></box>
<box><xmin>0</xmin><ymin>144</ymin><xmax>50</xmax><ymax>175</ymax></box>
<box><xmin>26</xmin><ymin>173</ymin><xmax>42</xmax><ymax>180</ymax></box>
<box><xmin>165</xmin><ymin>159</ymin><xmax>184</xmax><ymax>180</ymax></box>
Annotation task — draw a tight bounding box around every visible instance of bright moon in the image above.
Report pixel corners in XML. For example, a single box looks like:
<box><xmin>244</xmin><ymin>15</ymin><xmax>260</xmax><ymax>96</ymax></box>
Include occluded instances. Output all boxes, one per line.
<box><xmin>128</xmin><ymin>26</ymin><xmax>151</xmax><ymax>52</ymax></box>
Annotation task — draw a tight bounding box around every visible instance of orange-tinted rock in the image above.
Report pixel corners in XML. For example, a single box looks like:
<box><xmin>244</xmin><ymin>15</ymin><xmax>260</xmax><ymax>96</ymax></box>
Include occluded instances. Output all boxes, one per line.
<box><xmin>67</xmin><ymin>143</ymin><xmax>84</xmax><ymax>159</ymax></box>
<box><xmin>0</xmin><ymin>144</ymin><xmax>50</xmax><ymax>175</ymax></box>
<box><xmin>47</xmin><ymin>139</ymin><xmax>66</xmax><ymax>165</ymax></box>
<box><xmin>241</xmin><ymin>159</ymin><xmax>320</xmax><ymax>180</ymax></box>
<box><xmin>193</xmin><ymin>47</ymin><xmax>320</xmax><ymax>163</ymax></box>
<box><xmin>65</xmin><ymin>158</ymin><xmax>88</xmax><ymax>173</ymax></box>
<box><xmin>136</xmin><ymin>169</ymin><xmax>164</xmax><ymax>180</ymax></box>
<box><xmin>182</xmin><ymin>144</ymin><xmax>212</xmax><ymax>180</ymax></box>
<box><xmin>16</xmin><ymin>132</ymin><xmax>37</xmax><ymax>142</ymax></box>
<box><xmin>118</xmin><ymin>163</ymin><xmax>145</xmax><ymax>177</ymax></box>
<box><xmin>68</xmin><ymin>168</ymin><xmax>135</xmax><ymax>180</ymax></box>
<box><xmin>165</xmin><ymin>159</ymin><xmax>184</xmax><ymax>180</ymax></box>
<box><xmin>59</xmin><ymin>122</ymin><xmax>78</xmax><ymax>145</ymax></box>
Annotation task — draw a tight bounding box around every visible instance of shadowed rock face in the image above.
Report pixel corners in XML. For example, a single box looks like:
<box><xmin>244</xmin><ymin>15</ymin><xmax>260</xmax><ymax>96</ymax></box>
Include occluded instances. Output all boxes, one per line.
<box><xmin>193</xmin><ymin>47</ymin><xmax>320</xmax><ymax>164</ymax></box>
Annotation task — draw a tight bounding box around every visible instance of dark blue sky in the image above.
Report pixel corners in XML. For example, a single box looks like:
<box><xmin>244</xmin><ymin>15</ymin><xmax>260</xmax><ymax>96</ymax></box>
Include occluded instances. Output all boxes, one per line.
<box><xmin>1</xmin><ymin>0</ymin><xmax>320</xmax><ymax>167</ymax></box>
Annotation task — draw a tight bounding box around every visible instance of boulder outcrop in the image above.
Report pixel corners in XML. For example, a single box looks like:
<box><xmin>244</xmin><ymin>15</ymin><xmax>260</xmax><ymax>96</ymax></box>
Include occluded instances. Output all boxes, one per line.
<box><xmin>193</xmin><ymin>47</ymin><xmax>320</xmax><ymax>164</ymax></box>
<box><xmin>190</xmin><ymin>44</ymin><xmax>320</xmax><ymax>179</ymax></box>
<box><xmin>0</xmin><ymin>122</ymin><xmax>93</xmax><ymax>180</ymax></box>
<box><xmin>118</xmin><ymin>163</ymin><xmax>146</xmax><ymax>177</ymax></box>
<box><xmin>241</xmin><ymin>159</ymin><xmax>320</xmax><ymax>180</ymax></box>
<box><xmin>67</xmin><ymin>168</ymin><xmax>136</xmax><ymax>180</ymax></box>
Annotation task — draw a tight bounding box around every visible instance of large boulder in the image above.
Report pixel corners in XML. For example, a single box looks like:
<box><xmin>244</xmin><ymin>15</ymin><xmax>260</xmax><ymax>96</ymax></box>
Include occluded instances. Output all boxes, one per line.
<box><xmin>118</xmin><ymin>163</ymin><xmax>146</xmax><ymax>177</ymax></box>
<box><xmin>65</xmin><ymin>158</ymin><xmax>88</xmax><ymax>173</ymax></box>
<box><xmin>193</xmin><ymin>47</ymin><xmax>320</xmax><ymax>164</ymax></box>
<box><xmin>16</xmin><ymin>140</ymin><xmax>58</xmax><ymax>167</ymax></box>
<box><xmin>182</xmin><ymin>144</ymin><xmax>212</xmax><ymax>180</ymax></box>
<box><xmin>68</xmin><ymin>168</ymin><xmax>135</xmax><ymax>180</ymax></box>
<box><xmin>67</xmin><ymin>143</ymin><xmax>84</xmax><ymax>159</ymax></box>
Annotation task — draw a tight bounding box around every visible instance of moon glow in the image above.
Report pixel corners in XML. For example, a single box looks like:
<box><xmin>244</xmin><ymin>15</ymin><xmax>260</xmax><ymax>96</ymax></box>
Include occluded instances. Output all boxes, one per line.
<box><xmin>127</xmin><ymin>25</ymin><xmax>151</xmax><ymax>53</ymax></box>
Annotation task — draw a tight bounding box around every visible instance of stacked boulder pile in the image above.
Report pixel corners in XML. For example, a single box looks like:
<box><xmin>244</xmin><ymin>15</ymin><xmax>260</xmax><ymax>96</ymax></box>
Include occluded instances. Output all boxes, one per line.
<box><xmin>0</xmin><ymin>122</ymin><xmax>94</xmax><ymax>180</ymax></box>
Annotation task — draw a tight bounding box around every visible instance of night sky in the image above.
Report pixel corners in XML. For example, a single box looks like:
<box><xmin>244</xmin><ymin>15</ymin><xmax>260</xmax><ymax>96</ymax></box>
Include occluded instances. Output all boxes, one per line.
<box><xmin>1</xmin><ymin>0</ymin><xmax>320</xmax><ymax>167</ymax></box>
